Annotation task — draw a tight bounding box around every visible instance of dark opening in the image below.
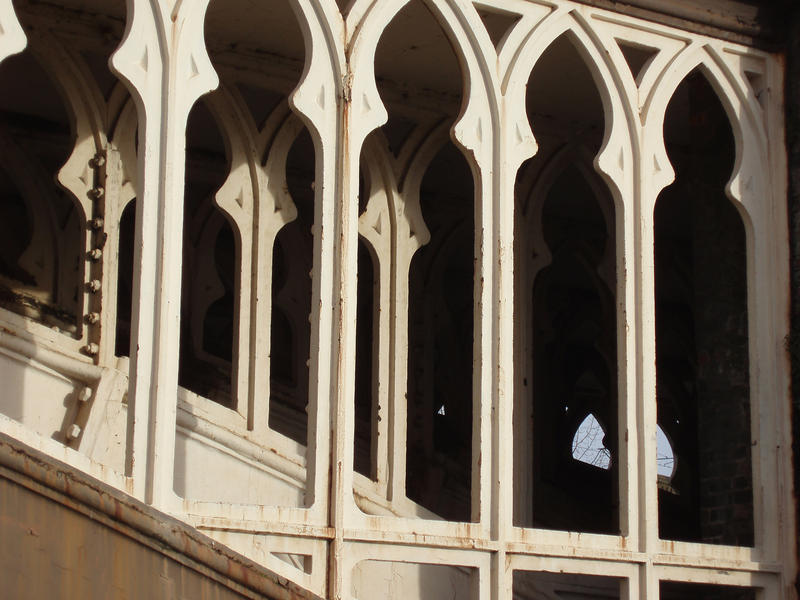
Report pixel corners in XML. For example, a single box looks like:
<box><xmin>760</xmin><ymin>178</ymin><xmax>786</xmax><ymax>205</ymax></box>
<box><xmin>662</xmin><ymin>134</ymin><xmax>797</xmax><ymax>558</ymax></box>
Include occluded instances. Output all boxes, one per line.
<box><xmin>362</xmin><ymin>0</ymin><xmax>473</xmax><ymax>520</ymax></box>
<box><xmin>514</xmin><ymin>34</ymin><xmax>618</xmax><ymax>534</ymax></box>
<box><xmin>269</xmin><ymin>239</ymin><xmax>294</xmax><ymax>387</ymax></box>
<box><xmin>476</xmin><ymin>8</ymin><xmax>521</xmax><ymax>50</ymax></box>
<box><xmin>660</xmin><ymin>582</ymin><xmax>756</xmax><ymax>600</ymax></box>
<box><xmin>513</xmin><ymin>571</ymin><xmax>621</xmax><ymax>599</ymax></box>
<box><xmin>406</xmin><ymin>141</ymin><xmax>474</xmax><ymax>522</ymax></box>
<box><xmin>269</xmin><ymin>128</ymin><xmax>314</xmax><ymax>445</ymax></box>
<box><xmin>354</xmin><ymin>238</ymin><xmax>377</xmax><ymax>478</ymax></box>
<box><xmin>202</xmin><ymin>223</ymin><xmax>236</xmax><ymax>364</ymax></box>
<box><xmin>0</xmin><ymin>163</ymin><xmax>34</xmax><ymax>285</ymax></box>
<box><xmin>617</xmin><ymin>40</ymin><xmax>658</xmax><ymax>83</ymax></box>
<box><xmin>115</xmin><ymin>200</ymin><xmax>136</xmax><ymax>357</ymax></box>
<box><xmin>529</xmin><ymin>165</ymin><xmax>617</xmax><ymax>534</ymax></box>
<box><xmin>178</xmin><ymin>100</ymin><xmax>234</xmax><ymax>407</ymax></box>
<box><xmin>0</xmin><ymin>49</ymin><xmax>82</xmax><ymax>334</ymax></box>
<box><xmin>655</xmin><ymin>70</ymin><xmax>753</xmax><ymax>546</ymax></box>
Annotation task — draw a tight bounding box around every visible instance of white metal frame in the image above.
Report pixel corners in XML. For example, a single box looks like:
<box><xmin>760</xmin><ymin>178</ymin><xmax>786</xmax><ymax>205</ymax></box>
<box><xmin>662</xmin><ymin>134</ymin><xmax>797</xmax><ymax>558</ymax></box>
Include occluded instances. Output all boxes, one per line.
<box><xmin>0</xmin><ymin>0</ymin><xmax>794</xmax><ymax>597</ymax></box>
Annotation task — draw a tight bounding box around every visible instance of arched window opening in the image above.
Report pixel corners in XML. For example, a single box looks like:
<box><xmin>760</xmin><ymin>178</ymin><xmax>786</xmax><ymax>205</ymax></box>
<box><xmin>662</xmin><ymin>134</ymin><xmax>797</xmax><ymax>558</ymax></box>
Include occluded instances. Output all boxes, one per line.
<box><xmin>115</xmin><ymin>200</ymin><xmax>136</xmax><ymax>358</ymax></box>
<box><xmin>199</xmin><ymin>0</ymin><xmax>310</xmax><ymax>434</ymax></box>
<box><xmin>0</xmin><ymin>0</ymin><xmax>132</xmax><ymax>446</ymax></box>
<box><xmin>354</xmin><ymin>237</ymin><xmax>377</xmax><ymax>479</ymax></box>
<box><xmin>655</xmin><ymin>69</ymin><xmax>753</xmax><ymax>546</ymax></box>
<box><xmin>172</xmin><ymin>0</ymin><xmax>315</xmax><ymax>511</ymax></box>
<box><xmin>513</xmin><ymin>34</ymin><xmax>618</xmax><ymax>534</ymax></box>
<box><xmin>406</xmin><ymin>140</ymin><xmax>474</xmax><ymax>523</ymax></box>
<box><xmin>354</xmin><ymin>0</ymin><xmax>475</xmax><ymax>522</ymax></box>
<box><xmin>269</xmin><ymin>128</ymin><xmax>314</xmax><ymax>446</ymax></box>
<box><xmin>178</xmin><ymin>100</ymin><xmax>234</xmax><ymax>408</ymax></box>
<box><xmin>0</xmin><ymin>48</ymin><xmax>81</xmax><ymax>335</ymax></box>
<box><xmin>353</xmin><ymin>170</ymin><xmax>379</xmax><ymax>480</ymax></box>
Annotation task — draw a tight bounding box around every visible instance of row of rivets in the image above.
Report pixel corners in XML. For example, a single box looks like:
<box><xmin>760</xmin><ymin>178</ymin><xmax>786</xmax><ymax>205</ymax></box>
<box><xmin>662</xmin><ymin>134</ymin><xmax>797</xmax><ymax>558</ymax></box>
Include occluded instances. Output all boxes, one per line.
<box><xmin>83</xmin><ymin>151</ymin><xmax>107</xmax><ymax>360</ymax></box>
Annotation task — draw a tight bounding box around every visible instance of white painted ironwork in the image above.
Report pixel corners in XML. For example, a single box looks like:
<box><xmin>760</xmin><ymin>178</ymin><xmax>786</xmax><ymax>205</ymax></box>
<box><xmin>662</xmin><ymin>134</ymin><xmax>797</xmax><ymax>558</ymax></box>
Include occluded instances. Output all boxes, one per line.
<box><xmin>0</xmin><ymin>0</ymin><xmax>793</xmax><ymax>598</ymax></box>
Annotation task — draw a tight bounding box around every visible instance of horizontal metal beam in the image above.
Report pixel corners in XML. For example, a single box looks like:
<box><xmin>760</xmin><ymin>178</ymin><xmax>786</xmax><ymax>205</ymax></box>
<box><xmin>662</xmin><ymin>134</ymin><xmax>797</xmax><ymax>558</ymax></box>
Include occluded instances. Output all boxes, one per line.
<box><xmin>572</xmin><ymin>0</ymin><xmax>786</xmax><ymax>48</ymax></box>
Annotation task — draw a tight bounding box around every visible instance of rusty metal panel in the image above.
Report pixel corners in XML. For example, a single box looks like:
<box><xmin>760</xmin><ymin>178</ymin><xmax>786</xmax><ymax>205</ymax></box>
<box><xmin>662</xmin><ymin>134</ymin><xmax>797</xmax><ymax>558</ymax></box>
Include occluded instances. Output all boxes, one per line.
<box><xmin>0</xmin><ymin>474</ymin><xmax>262</xmax><ymax>600</ymax></box>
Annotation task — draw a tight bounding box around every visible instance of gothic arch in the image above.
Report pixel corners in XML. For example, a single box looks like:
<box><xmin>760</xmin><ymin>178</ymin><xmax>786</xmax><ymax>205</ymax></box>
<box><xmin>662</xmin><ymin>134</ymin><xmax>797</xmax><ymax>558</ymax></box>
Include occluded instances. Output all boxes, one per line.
<box><xmin>348</xmin><ymin>0</ymin><xmax>499</xmax><ymax>169</ymax></box>
<box><xmin>503</xmin><ymin>10</ymin><xmax>636</xmax><ymax>202</ymax></box>
<box><xmin>643</xmin><ymin>44</ymin><xmax>765</xmax><ymax>229</ymax></box>
<box><xmin>518</xmin><ymin>143</ymin><xmax>617</xmax><ymax>288</ymax></box>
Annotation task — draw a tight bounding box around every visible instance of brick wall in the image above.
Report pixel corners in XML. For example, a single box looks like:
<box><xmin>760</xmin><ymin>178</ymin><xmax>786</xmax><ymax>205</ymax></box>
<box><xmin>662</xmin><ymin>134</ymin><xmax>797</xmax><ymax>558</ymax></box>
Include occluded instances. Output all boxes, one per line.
<box><xmin>787</xmin><ymin>2</ymin><xmax>800</xmax><ymax>593</ymax></box>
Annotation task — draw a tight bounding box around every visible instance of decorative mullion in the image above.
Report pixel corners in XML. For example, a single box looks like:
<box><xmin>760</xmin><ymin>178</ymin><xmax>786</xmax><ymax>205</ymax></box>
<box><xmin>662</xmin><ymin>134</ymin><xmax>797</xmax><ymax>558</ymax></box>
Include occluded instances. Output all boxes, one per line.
<box><xmin>100</xmin><ymin>99</ymin><xmax>139</xmax><ymax>367</ymax></box>
<box><xmin>254</xmin><ymin>109</ymin><xmax>303</xmax><ymax>434</ymax></box>
<box><xmin>638</xmin><ymin>41</ymin><xmax>685</xmax><ymax>558</ymax></box>
<box><xmin>283</xmin><ymin>0</ymin><xmax>346</xmax><ymax>592</ymax></box>
<box><xmin>206</xmin><ymin>86</ymin><xmax>259</xmax><ymax>422</ymax></box>
<box><xmin>387</xmin><ymin>168</ymin><xmax>428</xmax><ymax>506</ymax></box>
<box><xmin>110</xmin><ymin>0</ymin><xmax>218</xmax><ymax>507</ymax></box>
<box><xmin>96</xmin><ymin>147</ymin><xmax>125</xmax><ymax>366</ymax></box>
<box><xmin>284</xmin><ymin>1</ymin><xmax>344</xmax><ymax>535</ymax></box>
<box><xmin>357</xmin><ymin>140</ymin><xmax>395</xmax><ymax>491</ymax></box>
<box><xmin>0</xmin><ymin>0</ymin><xmax>25</xmax><ymax>64</ymax></box>
<box><xmin>763</xmin><ymin>51</ymin><xmax>795</xmax><ymax>578</ymax></box>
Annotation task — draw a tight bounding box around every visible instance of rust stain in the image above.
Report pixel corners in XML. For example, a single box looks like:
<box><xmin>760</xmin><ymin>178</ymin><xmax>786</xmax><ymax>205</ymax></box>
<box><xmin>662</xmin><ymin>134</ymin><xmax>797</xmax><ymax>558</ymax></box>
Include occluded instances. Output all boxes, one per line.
<box><xmin>1</xmin><ymin>435</ymin><xmax>323</xmax><ymax>600</ymax></box>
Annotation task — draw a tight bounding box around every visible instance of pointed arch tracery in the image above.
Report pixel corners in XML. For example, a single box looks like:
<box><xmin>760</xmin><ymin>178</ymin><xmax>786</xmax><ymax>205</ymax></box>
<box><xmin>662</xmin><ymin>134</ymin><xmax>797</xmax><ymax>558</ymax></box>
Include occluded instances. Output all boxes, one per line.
<box><xmin>348</xmin><ymin>0</ymin><xmax>499</xmax><ymax>166</ymax></box>
<box><xmin>351</xmin><ymin>0</ymin><xmax>484</xmax><ymax>521</ymax></box>
<box><xmin>502</xmin><ymin>10</ymin><xmax>637</xmax><ymax>190</ymax></box>
<box><xmin>0</xmin><ymin>0</ymin><xmax>792</xmax><ymax>596</ymax></box>
<box><xmin>174</xmin><ymin>81</ymin><xmax>323</xmax><ymax>448</ymax></box>
<box><xmin>509</xmin><ymin>23</ymin><xmax>627</xmax><ymax>535</ymax></box>
<box><xmin>643</xmin><ymin>44</ymin><xmax>766</xmax><ymax>224</ymax></box>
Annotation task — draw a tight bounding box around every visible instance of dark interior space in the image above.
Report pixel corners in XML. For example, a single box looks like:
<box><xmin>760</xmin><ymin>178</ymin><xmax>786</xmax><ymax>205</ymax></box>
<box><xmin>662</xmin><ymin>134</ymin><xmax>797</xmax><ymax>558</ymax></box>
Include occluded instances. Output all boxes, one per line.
<box><xmin>514</xmin><ymin>34</ymin><xmax>618</xmax><ymax>534</ymax></box>
<box><xmin>655</xmin><ymin>70</ymin><xmax>753</xmax><ymax>546</ymax></box>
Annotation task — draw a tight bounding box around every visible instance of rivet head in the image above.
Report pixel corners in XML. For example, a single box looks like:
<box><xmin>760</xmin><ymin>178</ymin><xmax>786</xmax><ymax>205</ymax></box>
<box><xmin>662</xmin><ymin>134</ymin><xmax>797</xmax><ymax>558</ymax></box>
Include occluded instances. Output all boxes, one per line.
<box><xmin>89</xmin><ymin>186</ymin><xmax>104</xmax><ymax>200</ymax></box>
<box><xmin>66</xmin><ymin>424</ymin><xmax>82</xmax><ymax>440</ymax></box>
<box><xmin>78</xmin><ymin>387</ymin><xmax>92</xmax><ymax>402</ymax></box>
<box><xmin>89</xmin><ymin>153</ymin><xmax>106</xmax><ymax>168</ymax></box>
<box><xmin>87</xmin><ymin>279</ymin><xmax>101</xmax><ymax>292</ymax></box>
<box><xmin>84</xmin><ymin>343</ymin><xmax>99</xmax><ymax>356</ymax></box>
<box><xmin>90</xmin><ymin>217</ymin><xmax>104</xmax><ymax>230</ymax></box>
<box><xmin>85</xmin><ymin>312</ymin><xmax>100</xmax><ymax>324</ymax></box>
<box><xmin>88</xmin><ymin>248</ymin><xmax>103</xmax><ymax>261</ymax></box>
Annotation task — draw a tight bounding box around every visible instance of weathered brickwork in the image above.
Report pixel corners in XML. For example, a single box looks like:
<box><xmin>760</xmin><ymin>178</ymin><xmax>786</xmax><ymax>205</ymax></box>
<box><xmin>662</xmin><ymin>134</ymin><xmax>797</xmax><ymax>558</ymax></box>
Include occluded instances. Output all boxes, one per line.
<box><xmin>788</xmin><ymin>4</ymin><xmax>800</xmax><ymax>594</ymax></box>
